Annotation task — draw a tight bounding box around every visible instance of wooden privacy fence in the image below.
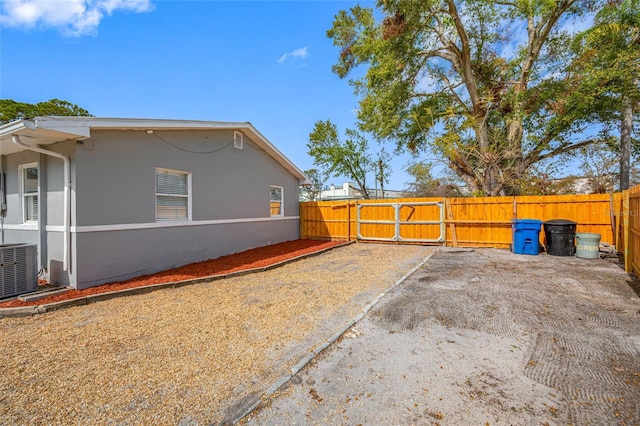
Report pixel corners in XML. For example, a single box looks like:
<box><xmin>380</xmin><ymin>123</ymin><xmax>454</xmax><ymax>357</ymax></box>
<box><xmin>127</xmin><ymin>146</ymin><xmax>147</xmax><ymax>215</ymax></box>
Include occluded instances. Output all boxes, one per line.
<box><xmin>300</xmin><ymin>188</ymin><xmax>640</xmax><ymax>276</ymax></box>
<box><xmin>446</xmin><ymin>194</ymin><xmax>616</xmax><ymax>248</ymax></box>
<box><xmin>300</xmin><ymin>197</ymin><xmax>445</xmax><ymax>243</ymax></box>
<box><xmin>615</xmin><ymin>185</ymin><xmax>640</xmax><ymax>276</ymax></box>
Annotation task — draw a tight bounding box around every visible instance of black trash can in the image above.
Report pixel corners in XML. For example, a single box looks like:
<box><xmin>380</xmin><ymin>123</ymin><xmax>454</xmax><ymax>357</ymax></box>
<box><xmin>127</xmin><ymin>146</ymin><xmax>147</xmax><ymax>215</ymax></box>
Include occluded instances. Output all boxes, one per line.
<box><xmin>543</xmin><ymin>219</ymin><xmax>577</xmax><ymax>256</ymax></box>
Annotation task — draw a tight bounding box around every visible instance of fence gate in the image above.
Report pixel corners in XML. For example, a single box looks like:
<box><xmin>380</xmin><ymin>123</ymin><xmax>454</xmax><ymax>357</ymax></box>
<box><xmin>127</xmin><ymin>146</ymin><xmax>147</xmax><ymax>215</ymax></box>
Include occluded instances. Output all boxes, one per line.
<box><xmin>356</xmin><ymin>201</ymin><xmax>445</xmax><ymax>244</ymax></box>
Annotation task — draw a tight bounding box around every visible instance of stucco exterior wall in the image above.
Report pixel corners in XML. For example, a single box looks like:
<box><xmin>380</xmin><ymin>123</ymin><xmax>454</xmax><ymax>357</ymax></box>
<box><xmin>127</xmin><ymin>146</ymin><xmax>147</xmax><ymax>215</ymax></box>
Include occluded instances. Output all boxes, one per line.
<box><xmin>1</xmin><ymin>141</ymin><xmax>76</xmax><ymax>286</ymax></box>
<box><xmin>71</xmin><ymin>129</ymin><xmax>300</xmax><ymax>289</ymax></box>
<box><xmin>74</xmin><ymin>129</ymin><xmax>299</xmax><ymax>224</ymax></box>
<box><xmin>1</xmin><ymin>128</ymin><xmax>301</xmax><ymax>290</ymax></box>
<box><xmin>74</xmin><ymin>219</ymin><xmax>297</xmax><ymax>288</ymax></box>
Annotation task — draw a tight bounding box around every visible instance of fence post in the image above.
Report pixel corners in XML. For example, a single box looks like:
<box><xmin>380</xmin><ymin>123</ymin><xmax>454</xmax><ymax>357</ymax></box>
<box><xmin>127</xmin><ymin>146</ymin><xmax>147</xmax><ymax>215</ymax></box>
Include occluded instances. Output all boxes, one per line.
<box><xmin>347</xmin><ymin>201</ymin><xmax>352</xmax><ymax>241</ymax></box>
<box><xmin>299</xmin><ymin>203</ymin><xmax>305</xmax><ymax>239</ymax></box>
<box><xmin>609</xmin><ymin>193</ymin><xmax>616</xmax><ymax>248</ymax></box>
<box><xmin>623</xmin><ymin>190</ymin><xmax>631</xmax><ymax>273</ymax></box>
<box><xmin>354</xmin><ymin>201</ymin><xmax>358</xmax><ymax>241</ymax></box>
<box><xmin>614</xmin><ymin>193</ymin><xmax>622</xmax><ymax>251</ymax></box>
<box><xmin>445</xmin><ymin>198</ymin><xmax>458</xmax><ymax>247</ymax></box>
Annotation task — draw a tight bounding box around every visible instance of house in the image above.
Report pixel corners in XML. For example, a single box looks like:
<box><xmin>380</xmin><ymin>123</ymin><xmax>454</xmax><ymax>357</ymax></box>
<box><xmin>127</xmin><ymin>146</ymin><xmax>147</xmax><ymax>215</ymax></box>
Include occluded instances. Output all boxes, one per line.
<box><xmin>0</xmin><ymin>117</ymin><xmax>308</xmax><ymax>290</ymax></box>
<box><xmin>318</xmin><ymin>182</ymin><xmax>406</xmax><ymax>201</ymax></box>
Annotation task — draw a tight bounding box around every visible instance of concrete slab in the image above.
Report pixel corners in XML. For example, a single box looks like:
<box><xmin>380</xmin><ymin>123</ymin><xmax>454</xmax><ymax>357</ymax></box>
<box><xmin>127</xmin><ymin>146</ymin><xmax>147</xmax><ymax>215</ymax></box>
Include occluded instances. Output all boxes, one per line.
<box><xmin>18</xmin><ymin>288</ymin><xmax>70</xmax><ymax>302</ymax></box>
<box><xmin>244</xmin><ymin>248</ymin><xmax>640</xmax><ymax>425</ymax></box>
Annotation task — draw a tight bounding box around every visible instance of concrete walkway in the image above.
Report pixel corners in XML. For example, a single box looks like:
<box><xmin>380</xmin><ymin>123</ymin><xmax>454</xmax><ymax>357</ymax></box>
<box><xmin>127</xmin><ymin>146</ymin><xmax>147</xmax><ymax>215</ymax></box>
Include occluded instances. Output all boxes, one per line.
<box><xmin>244</xmin><ymin>248</ymin><xmax>640</xmax><ymax>425</ymax></box>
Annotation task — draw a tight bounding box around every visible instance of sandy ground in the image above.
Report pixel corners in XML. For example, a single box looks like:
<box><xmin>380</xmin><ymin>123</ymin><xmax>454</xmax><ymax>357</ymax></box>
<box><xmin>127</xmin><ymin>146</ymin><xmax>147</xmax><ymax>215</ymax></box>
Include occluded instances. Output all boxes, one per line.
<box><xmin>0</xmin><ymin>243</ymin><xmax>433</xmax><ymax>425</ymax></box>
<box><xmin>244</xmin><ymin>248</ymin><xmax>640</xmax><ymax>425</ymax></box>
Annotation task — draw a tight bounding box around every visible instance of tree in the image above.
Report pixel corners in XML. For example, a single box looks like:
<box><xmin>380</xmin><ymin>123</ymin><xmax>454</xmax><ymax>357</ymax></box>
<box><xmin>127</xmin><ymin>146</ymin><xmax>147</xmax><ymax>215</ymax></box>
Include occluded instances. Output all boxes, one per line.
<box><xmin>571</xmin><ymin>138</ymin><xmax>640</xmax><ymax>193</ymax></box>
<box><xmin>374</xmin><ymin>148</ymin><xmax>392</xmax><ymax>197</ymax></box>
<box><xmin>300</xmin><ymin>168</ymin><xmax>327</xmax><ymax>201</ymax></box>
<box><xmin>404</xmin><ymin>161</ymin><xmax>462</xmax><ymax>197</ymax></box>
<box><xmin>0</xmin><ymin>98</ymin><xmax>92</xmax><ymax>124</ymax></box>
<box><xmin>570</xmin><ymin>0</ymin><xmax>640</xmax><ymax>190</ymax></box>
<box><xmin>328</xmin><ymin>0</ymin><xmax>602</xmax><ymax>196</ymax></box>
<box><xmin>577</xmin><ymin>140</ymin><xmax>618</xmax><ymax>193</ymax></box>
<box><xmin>308</xmin><ymin>120</ymin><xmax>375</xmax><ymax>199</ymax></box>
<box><xmin>514</xmin><ymin>162</ymin><xmax>581</xmax><ymax>195</ymax></box>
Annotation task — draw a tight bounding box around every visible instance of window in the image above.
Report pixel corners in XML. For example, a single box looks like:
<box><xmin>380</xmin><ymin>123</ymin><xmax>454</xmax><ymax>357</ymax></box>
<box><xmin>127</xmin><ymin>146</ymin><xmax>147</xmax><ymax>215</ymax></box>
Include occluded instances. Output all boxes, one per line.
<box><xmin>156</xmin><ymin>168</ymin><xmax>191</xmax><ymax>220</ymax></box>
<box><xmin>270</xmin><ymin>185</ymin><xmax>283</xmax><ymax>217</ymax></box>
<box><xmin>19</xmin><ymin>163</ymin><xmax>38</xmax><ymax>223</ymax></box>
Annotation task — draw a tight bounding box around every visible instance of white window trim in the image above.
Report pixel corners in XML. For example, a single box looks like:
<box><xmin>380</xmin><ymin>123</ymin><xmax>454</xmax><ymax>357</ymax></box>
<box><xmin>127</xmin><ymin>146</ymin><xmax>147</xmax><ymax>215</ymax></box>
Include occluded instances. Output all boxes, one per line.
<box><xmin>19</xmin><ymin>162</ymin><xmax>38</xmax><ymax>224</ymax></box>
<box><xmin>155</xmin><ymin>167</ymin><xmax>192</xmax><ymax>221</ymax></box>
<box><xmin>270</xmin><ymin>185</ymin><xmax>284</xmax><ymax>217</ymax></box>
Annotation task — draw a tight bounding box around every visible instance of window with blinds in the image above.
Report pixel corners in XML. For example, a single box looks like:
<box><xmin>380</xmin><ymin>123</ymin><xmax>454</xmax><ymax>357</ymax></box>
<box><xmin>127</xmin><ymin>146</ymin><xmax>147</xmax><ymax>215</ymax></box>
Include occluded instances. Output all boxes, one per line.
<box><xmin>270</xmin><ymin>185</ymin><xmax>283</xmax><ymax>217</ymax></box>
<box><xmin>20</xmin><ymin>163</ymin><xmax>38</xmax><ymax>223</ymax></box>
<box><xmin>156</xmin><ymin>168</ymin><xmax>190</xmax><ymax>220</ymax></box>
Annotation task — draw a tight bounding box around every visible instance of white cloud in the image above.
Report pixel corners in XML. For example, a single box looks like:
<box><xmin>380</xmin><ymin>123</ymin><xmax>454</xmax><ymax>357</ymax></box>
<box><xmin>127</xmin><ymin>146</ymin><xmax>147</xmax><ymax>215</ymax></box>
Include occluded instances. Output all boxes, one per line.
<box><xmin>278</xmin><ymin>47</ymin><xmax>309</xmax><ymax>64</ymax></box>
<box><xmin>560</xmin><ymin>14</ymin><xmax>594</xmax><ymax>36</ymax></box>
<box><xmin>0</xmin><ymin>0</ymin><xmax>154</xmax><ymax>36</ymax></box>
<box><xmin>416</xmin><ymin>73</ymin><xmax>439</xmax><ymax>93</ymax></box>
<box><xmin>498</xmin><ymin>19</ymin><xmax>528</xmax><ymax>60</ymax></box>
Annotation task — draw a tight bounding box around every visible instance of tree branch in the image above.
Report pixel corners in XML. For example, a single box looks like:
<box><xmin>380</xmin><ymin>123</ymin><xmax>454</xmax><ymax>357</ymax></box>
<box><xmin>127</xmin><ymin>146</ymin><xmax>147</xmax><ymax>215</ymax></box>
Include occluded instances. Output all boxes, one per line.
<box><xmin>446</xmin><ymin>0</ymin><xmax>481</xmax><ymax>108</ymax></box>
<box><xmin>519</xmin><ymin>0</ymin><xmax>576</xmax><ymax>90</ymax></box>
<box><xmin>439</xmin><ymin>73</ymin><xmax>467</xmax><ymax>107</ymax></box>
<box><xmin>526</xmin><ymin>138</ymin><xmax>597</xmax><ymax>166</ymax></box>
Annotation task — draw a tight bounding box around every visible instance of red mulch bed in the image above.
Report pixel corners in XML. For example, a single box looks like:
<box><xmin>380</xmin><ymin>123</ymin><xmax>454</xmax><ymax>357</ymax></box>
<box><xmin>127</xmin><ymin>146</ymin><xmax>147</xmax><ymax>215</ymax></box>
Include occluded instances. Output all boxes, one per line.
<box><xmin>0</xmin><ymin>239</ymin><xmax>344</xmax><ymax>308</ymax></box>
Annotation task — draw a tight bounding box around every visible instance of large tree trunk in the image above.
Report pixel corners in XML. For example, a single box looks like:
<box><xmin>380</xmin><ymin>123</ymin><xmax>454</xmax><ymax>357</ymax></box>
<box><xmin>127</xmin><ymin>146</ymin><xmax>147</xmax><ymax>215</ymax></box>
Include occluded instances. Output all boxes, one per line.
<box><xmin>619</xmin><ymin>101</ymin><xmax>633</xmax><ymax>191</ymax></box>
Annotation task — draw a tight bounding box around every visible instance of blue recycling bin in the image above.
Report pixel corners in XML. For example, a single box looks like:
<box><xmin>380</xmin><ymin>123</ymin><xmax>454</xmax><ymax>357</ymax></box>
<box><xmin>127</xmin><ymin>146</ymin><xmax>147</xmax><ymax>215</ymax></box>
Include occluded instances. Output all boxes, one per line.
<box><xmin>512</xmin><ymin>219</ymin><xmax>542</xmax><ymax>255</ymax></box>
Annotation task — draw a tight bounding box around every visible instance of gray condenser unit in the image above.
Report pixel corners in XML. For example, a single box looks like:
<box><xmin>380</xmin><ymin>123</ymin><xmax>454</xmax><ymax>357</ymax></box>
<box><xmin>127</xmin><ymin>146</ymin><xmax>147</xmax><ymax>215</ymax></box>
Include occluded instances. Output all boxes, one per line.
<box><xmin>0</xmin><ymin>243</ymin><xmax>38</xmax><ymax>299</ymax></box>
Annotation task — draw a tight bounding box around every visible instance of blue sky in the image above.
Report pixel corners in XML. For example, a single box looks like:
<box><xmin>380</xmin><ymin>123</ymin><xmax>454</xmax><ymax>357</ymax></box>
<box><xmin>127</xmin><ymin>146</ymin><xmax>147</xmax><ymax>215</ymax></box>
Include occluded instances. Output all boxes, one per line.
<box><xmin>0</xmin><ymin>0</ymin><xmax>418</xmax><ymax>190</ymax></box>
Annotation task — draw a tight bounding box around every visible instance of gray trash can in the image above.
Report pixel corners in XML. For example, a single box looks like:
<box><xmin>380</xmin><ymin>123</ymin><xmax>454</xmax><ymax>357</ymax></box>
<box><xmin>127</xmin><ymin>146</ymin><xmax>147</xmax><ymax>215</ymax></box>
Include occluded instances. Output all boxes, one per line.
<box><xmin>575</xmin><ymin>233</ymin><xmax>601</xmax><ymax>259</ymax></box>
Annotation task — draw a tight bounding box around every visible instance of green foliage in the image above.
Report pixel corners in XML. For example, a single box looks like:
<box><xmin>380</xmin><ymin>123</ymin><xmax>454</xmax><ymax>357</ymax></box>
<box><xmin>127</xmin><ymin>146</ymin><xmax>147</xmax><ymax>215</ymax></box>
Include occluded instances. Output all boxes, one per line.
<box><xmin>0</xmin><ymin>99</ymin><xmax>92</xmax><ymax>125</ymax></box>
<box><xmin>404</xmin><ymin>161</ymin><xmax>462</xmax><ymax>197</ymax></box>
<box><xmin>375</xmin><ymin>148</ymin><xmax>392</xmax><ymax>195</ymax></box>
<box><xmin>570</xmin><ymin>138</ymin><xmax>640</xmax><ymax>192</ymax></box>
<box><xmin>300</xmin><ymin>168</ymin><xmax>327</xmax><ymax>201</ymax></box>
<box><xmin>307</xmin><ymin>120</ymin><xmax>374</xmax><ymax>198</ymax></box>
<box><xmin>577</xmin><ymin>140</ymin><xmax>619</xmax><ymax>193</ymax></box>
<box><xmin>569</xmin><ymin>0</ymin><xmax>639</xmax><ymax>119</ymax></box>
<box><xmin>514</xmin><ymin>164</ymin><xmax>581</xmax><ymax>196</ymax></box>
<box><xmin>328</xmin><ymin>0</ymin><xmax>604</xmax><ymax>196</ymax></box>
<box><xmin>569</xmin><ymin>0</ymin><xmax>640</xmax><ymax>190</ymax></box>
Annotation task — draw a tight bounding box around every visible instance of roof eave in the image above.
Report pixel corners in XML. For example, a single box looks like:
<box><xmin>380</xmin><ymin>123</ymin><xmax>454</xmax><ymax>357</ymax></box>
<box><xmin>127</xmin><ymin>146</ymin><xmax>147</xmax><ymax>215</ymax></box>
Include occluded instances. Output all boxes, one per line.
<box><xmin>235</xmin><ymin>123</ymin><xmax>309</xmax><ymax>184</ymax></box>
<box><xmin>0</xmin><ymin>117</ymin><xmax>310</xmax><ymax>184</ymax></box>
<box><xmin>0</xmin><ymin>118</ymin><xmax>92</xmax><ymax>155</ymax></box>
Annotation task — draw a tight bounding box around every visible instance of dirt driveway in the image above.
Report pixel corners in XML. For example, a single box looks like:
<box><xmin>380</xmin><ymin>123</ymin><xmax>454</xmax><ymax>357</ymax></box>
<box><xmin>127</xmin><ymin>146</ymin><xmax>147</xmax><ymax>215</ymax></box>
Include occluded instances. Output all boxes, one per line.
<box><xmin>245</xmin><ymin>248</ymin><xmax>640</xmax><ymax>425</ymax></box>
<box><xmin>0</xmin><ymin>243</ymin><xmax>433</xmax><ymax>425</ymax></box>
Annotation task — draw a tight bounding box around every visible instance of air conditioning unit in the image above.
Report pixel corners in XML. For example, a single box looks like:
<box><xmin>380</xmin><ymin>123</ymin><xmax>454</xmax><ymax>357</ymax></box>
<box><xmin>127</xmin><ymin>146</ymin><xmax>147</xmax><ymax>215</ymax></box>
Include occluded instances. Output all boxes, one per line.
<box><xmin>0</xmin><ymin>243</ymin><xmax>38</xmax><ymax>299</ymax></box>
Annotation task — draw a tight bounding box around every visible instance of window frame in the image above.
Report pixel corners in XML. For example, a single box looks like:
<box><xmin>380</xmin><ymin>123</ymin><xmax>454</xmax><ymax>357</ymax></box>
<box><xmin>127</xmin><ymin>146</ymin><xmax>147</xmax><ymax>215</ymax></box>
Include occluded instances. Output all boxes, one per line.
<box><xmin>270</xmin><ymin>185</ymin><xmax>284</xmax><ymax>217</ymax></box>
<box><xmin>155</xmin><ymin>167</ymin><xmax>192</xmax><ymax>221</ymax></box>
<box><xmin>19</xmin><ymin>162</ymin><xmax>39</xmax><ymax>223</ymax></box>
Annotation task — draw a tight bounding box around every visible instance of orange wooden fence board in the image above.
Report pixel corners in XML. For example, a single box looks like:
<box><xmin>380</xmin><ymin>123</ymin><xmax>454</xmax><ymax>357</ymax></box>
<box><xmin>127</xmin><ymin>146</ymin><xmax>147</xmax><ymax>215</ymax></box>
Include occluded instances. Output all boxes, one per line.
<box><xmin>300</xmin><ymin>188</ymin><xmax>640</xmax><ymax>276</ymax></box>
<box><xmin>446</xmin><ymin>194</ymin><xmax>616</xmax><ymax>248</ymax></box>
<box><xmin>627</xmin><ymin>186</ymin><xmax>640</xmax><ymax>276</ymax></box>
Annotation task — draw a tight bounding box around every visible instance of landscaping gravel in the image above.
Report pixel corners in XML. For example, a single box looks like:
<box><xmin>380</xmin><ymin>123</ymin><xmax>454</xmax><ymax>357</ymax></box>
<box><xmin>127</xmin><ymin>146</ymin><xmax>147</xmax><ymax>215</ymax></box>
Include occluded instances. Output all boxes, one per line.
<box><xmin>0</xmin><ymin>243</ymin><xmax>433</xmax><ymax>425</ymax></box>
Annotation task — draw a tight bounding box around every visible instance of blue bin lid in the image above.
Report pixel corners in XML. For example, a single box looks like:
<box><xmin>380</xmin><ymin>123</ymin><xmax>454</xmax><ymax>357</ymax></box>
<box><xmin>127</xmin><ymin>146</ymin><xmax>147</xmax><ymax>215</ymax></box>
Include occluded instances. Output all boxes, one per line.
<box><xmin>512</xmin><ymin>219</ymin><xmax>542</xmax><ymax>224</ymax></box>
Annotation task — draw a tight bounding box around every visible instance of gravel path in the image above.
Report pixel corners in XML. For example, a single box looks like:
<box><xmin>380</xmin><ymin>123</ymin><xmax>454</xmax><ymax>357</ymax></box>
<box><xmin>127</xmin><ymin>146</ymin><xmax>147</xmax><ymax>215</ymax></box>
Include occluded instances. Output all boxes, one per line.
<box><xmin>0</xmin><ymin>243</ymin><xmax>433</xmax><ymax>425</ymax></box>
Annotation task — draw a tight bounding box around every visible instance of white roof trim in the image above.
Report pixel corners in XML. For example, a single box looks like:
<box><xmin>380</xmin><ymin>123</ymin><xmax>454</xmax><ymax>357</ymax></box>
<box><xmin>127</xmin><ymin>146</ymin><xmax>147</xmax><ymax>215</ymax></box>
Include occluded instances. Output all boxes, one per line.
<box><xmin>0</xmin><ymin>117</ymin><xmax>310</xmax><ymax>184</ymax></box>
